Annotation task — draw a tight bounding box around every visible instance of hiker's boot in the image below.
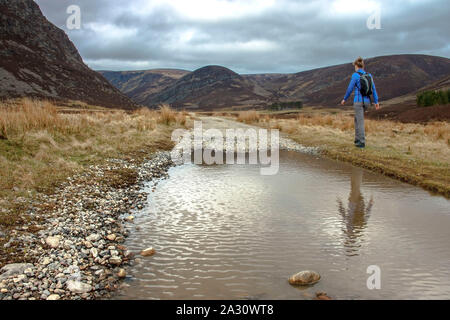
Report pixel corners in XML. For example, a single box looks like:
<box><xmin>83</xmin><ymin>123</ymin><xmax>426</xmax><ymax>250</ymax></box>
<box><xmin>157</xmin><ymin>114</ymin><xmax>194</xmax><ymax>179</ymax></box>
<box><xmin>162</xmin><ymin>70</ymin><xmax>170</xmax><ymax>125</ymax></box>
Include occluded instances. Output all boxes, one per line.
<box><xmin>355</xmin><ymin>142</ymin><xmax>366</xmax><ymax>149</ymax></box>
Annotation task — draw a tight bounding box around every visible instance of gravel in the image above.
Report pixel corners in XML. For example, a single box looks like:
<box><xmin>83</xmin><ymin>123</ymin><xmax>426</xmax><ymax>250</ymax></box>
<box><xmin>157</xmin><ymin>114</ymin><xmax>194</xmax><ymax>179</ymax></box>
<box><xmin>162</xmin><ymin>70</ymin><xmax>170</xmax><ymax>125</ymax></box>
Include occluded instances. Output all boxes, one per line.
<box><xmin>0</xmin><ymin>152</ymin><xmax>173</xmax><ymax>300</ymax></box>
<box><xmin>0</xmin><ymin>119</ymin><xmax>318</xmax><ymax>301</ymax></box>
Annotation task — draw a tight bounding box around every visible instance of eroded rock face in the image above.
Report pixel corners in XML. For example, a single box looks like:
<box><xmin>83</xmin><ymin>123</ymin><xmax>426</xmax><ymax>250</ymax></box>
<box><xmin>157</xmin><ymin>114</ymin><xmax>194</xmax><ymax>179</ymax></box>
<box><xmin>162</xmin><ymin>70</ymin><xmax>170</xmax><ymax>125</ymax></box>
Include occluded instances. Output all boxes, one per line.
<box><xmin>288</xmin><ymin>270</ymin><xmax>321</xmax><ymax>286</ymax></box>
<box><xmin>0</xmin><ymin>0</ymin><xmax>135</xmax><ymax>109</ymax></box>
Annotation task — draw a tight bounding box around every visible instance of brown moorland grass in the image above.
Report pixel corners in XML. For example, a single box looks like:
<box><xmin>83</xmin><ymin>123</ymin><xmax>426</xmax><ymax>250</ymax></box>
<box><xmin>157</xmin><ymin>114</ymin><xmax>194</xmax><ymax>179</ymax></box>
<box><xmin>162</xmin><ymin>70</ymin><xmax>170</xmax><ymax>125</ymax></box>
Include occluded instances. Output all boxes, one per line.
<box><xmin>239</xmin><ymin>112</ymin><xmax>450</xmax><ymax>197</ymax></box>
<box><xmin>237</xmin><ymin>110</ymin><xmax>260</xmax><ymax>124</ymax></box>
<box><xmin>0</xmin><ymin>99</ymin><xmax>189</xmax><ymax>225</ymax></box>
<box><xmin>158</xmin><ymin>104</ymin><xmax>177</xmax><ymax>125</ymax></box>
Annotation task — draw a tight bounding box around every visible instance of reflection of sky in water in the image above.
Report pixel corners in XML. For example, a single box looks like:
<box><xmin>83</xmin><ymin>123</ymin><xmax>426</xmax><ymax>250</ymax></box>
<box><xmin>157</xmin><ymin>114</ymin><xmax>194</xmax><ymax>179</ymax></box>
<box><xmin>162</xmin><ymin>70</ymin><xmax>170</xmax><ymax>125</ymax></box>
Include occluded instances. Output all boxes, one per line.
<box><xmin>118</xmin><ymin>150</ymin><xmax>450</xmax><ymax>300</ymax></box>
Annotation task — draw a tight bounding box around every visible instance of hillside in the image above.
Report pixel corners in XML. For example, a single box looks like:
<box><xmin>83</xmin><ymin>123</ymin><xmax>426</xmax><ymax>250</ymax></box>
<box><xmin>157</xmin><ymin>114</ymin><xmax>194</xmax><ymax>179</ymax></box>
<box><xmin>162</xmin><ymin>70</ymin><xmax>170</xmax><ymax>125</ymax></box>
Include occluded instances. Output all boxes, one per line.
<box><xmin>99</xmin><ymin>69</ymin><xmax>189</xmax><ymax>106</ymax></box>
<box><xmin>101</xmin><ymin>54</ymin><xmax>450</xmax><ymax>110</ymax></box>
<box><xmin>245</xmin><ymin>54</ymin><xmax>450</xmax><ymax>107</ymax></box>
<box><xmin>146</xmin><ymin>65</ymin><xmax>272</xmax><ymax>110</ymax></box>
<box><xmin>366</xmin><ymin>74</ymin><xmax>450</xmax><ymax>123</ymax></box>
<box><xmin>0</xmin><ymin>0</ymin><xmax>135</xmax><ymax>109</ymax></box>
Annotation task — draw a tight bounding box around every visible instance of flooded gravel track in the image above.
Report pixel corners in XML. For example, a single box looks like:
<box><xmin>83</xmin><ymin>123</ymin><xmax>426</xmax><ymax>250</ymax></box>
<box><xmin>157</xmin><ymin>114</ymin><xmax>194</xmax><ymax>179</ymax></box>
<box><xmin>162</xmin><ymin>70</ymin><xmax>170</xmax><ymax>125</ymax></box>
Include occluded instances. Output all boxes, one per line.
<box><xmin>116</xmin><ymin>150</ymin><xmax>450</xmax><ymax>300</ymax></box>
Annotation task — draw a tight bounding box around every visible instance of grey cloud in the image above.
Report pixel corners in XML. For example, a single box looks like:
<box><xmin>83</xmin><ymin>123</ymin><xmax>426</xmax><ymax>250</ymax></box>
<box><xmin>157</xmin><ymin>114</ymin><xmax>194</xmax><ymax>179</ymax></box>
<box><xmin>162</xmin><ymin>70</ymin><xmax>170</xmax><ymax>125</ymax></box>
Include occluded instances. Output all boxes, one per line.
<box><xmin>34</xmin><ymin>0</ymin><xmax>450</xmax><ymax>73</ymax></box>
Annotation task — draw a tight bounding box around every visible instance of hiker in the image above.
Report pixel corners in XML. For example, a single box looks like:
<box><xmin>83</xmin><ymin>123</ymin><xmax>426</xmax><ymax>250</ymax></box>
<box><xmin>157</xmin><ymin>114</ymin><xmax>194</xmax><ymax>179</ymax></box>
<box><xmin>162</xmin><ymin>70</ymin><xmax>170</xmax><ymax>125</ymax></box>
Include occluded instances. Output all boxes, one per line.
<box><xmin>341</xmin><ymin>57</ymin><xmax>380</xmax><ymax>148</ymax></box>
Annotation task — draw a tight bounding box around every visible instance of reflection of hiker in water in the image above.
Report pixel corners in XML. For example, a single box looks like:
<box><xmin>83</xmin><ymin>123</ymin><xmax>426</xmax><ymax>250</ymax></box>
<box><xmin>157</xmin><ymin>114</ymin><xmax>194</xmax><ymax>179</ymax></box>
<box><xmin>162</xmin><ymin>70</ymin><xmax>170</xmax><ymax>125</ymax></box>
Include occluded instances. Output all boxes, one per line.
<box><xmin>337</xmin><ymin>167</ymin><xmax>373</xmax><ymax>252</ymax></box>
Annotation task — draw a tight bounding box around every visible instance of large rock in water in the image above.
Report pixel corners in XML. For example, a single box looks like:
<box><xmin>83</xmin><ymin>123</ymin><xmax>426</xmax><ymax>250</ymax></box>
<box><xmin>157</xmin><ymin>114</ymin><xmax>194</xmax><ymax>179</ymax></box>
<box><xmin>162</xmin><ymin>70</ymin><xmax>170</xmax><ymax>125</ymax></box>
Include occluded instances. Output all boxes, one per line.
<box><xmin>288</xmin><ymin>270</ymin><xmax>321</xmax><ymax>286</ymax></box>
<box><xmin>140</xmin><ymin>247</ymin><xmax>156</xmax><ymax>257</ymax></box>
<box><xmin>0</xmin><ymin>0</ymin><xmax>136</xmax><ymax>109</ymax></box>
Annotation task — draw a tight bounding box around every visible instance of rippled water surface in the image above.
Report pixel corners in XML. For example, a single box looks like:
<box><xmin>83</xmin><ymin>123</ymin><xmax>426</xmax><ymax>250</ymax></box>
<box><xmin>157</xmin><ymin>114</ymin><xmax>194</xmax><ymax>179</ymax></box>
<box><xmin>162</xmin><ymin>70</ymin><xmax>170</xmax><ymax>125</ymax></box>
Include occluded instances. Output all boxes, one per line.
<box><xmin>117</xmin><ymin>151</ymin><xmax>450</xmax><ymax>300</ymax></box>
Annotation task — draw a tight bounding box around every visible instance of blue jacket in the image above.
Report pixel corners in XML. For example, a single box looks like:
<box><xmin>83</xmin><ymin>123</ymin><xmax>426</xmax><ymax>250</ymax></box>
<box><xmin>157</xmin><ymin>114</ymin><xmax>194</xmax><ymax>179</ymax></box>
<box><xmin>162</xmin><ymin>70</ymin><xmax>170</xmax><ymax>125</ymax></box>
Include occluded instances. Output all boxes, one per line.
<box><xmin>344</xmin><ymin>69</ymin><xmax>379</xmax><ymax>104</ymax></box>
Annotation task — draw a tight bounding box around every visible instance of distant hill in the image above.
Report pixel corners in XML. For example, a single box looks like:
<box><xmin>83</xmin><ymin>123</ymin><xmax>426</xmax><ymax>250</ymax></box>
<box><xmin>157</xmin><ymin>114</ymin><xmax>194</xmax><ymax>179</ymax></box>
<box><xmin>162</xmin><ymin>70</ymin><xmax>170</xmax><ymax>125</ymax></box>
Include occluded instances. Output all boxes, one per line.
<box><xmin>366</xmin><ymin>74</ymin><xmax>450</xmax><ymax>123</ymax></box>
<box><xmin>101</xmin><ymin>55</ymin><xmax>450</xmax><ymax>110</ymax></box>
<box><xmin>0</xmin><ymin>0</ymin><xmax>136</xmax><ymax>109</ymax></box>
<box><xmin>101</xmin><ymin>66</ymin><xmax>277</xmax><ymax>109</ymax></box>
<box><xmin>98</xmin><ymin>69</ymin><xmax>190</xmax><ymax>106</ymax></box>
<box><xmin>245</xmin><ymin>54</ymin><xmax>450</xmax><ymax>107</ymax></box>
<box><xmin>124</xmin><ymin>65</ymin><xmax>272</xmax><ymax>110</ymax></box>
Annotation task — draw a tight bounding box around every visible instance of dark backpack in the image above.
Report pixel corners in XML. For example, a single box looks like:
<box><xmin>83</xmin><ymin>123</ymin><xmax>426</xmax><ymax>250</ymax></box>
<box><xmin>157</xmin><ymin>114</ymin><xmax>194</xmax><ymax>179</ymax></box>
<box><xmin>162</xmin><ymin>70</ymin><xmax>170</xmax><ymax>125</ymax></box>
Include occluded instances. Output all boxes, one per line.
<box><xmin>357</xmin><ymin>71</ymin><xmax>373</xmax><ymax>103</ymax></box>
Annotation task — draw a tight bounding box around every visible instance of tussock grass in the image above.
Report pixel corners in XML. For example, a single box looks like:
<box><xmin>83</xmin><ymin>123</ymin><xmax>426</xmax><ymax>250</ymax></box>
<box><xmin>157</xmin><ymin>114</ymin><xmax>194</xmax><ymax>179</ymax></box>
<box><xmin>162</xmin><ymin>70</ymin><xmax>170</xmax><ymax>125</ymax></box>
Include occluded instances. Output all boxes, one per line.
<box><xmin>0</xmin><ymin>99</ymin><xmax>190</xmax><ymax>223</ymax></box>
<box><xmin>261</xmin><ymin>112</ymin><xmax>450</xmax><ymax>197</ymax></box>
<box><xmin>291</xmin><ymin>113</ymin><xmax>450</xmax><ymax>143</ymax></box>
<box><xmin>237</xmin><ymin>110</ymin><xmax>260</xmax><ymax>124</ymax></box>
<box><xmin>158</xmin><ymin>104</ymin><xmax>177</xmax><ymax>125</ymax></box>
<box><xmin>155</xmin><ymin>104</ymin><xmax>187</xmax><ymax>126</ymax></box>
<box><xmin>0</xmin><ymin>98</ymin><xmax>81</xmax><ymax>137</ymax></box>
<box><xmin>175</xmin><ymin>112</ymin><xmax>187</xmax><ymax>126</ymax></box>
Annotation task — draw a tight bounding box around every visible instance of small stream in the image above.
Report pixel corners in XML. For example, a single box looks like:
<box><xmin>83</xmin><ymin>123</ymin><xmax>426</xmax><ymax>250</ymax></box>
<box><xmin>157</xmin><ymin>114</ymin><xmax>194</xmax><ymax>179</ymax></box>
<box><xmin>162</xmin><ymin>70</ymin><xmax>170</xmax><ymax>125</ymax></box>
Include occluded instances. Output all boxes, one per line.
<box><xmin>116</xmin><ymin>150</ymin><xmax>450</xmax><ymax>300</ymax></box>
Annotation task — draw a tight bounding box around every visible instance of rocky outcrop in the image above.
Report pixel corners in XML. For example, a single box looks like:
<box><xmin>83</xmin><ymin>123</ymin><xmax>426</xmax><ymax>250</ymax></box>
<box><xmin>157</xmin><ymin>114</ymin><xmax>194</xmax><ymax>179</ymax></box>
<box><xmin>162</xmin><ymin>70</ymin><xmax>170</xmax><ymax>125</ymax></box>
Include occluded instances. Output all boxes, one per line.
<box><xmin>0</xmin><ymin>0</ymin><xmax>136</xmax><ymax>109</ymax></box>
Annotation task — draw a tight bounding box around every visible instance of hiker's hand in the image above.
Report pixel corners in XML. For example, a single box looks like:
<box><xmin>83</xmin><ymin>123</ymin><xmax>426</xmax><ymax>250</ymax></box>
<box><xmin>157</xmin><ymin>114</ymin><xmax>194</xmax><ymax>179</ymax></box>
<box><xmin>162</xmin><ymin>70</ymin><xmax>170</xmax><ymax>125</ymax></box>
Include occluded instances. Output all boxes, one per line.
<box><xmin>340</xmin><ymin>99</ymin><xmax>346</xmax><ymax>106</ymax></box>
<box><xmin>375</xmin><ymin>103</ymin><xmax>380</xmax><ymax>110</ymax></box>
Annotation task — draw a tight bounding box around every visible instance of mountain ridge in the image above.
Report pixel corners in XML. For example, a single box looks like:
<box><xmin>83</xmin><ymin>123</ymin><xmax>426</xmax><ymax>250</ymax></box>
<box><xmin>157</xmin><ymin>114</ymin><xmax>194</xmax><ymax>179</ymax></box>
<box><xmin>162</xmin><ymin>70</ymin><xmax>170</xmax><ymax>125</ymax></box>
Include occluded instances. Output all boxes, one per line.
<box><xmin>0</xmin><ymin>0</ymin><xmax>136</xmax><ymax>109</ymax></box>
<box><xmin>101</xmin><ymin>54</ymin><xmax>450</xmax><ymax>110</ymax></box>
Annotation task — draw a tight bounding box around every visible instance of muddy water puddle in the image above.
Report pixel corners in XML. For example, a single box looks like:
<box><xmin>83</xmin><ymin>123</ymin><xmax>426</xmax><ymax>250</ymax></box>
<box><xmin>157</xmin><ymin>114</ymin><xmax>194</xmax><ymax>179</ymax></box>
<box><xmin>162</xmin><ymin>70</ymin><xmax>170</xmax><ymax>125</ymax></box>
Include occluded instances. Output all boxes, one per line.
<box><xmin>116</xmin><ymin>151</ymin><xmax>450</xmax><ymax>300</ymax></box>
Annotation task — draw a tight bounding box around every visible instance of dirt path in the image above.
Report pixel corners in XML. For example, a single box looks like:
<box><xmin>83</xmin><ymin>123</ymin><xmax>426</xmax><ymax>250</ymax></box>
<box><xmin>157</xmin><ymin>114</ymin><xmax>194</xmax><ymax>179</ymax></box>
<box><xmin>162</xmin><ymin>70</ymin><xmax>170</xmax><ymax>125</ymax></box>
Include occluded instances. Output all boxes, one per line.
<box><xmin>197</xmin><ymin>116</ymin><xmax>257</xmax><ymax>131</ymax></box>
<box><xmin>194</xmin><ymin>116</ymin><xmax>318</xmax><ymax>153</ymax></box>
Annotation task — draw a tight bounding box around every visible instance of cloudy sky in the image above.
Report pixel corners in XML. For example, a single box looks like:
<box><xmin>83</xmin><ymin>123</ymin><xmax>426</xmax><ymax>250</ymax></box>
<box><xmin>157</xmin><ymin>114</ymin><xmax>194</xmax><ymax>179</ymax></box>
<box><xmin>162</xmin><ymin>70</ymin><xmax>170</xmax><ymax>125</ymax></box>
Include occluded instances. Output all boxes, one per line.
<box><xmin>35</xmin><ymin>0</ymin><xmax>450</xmax><ymax>74</ymax></box>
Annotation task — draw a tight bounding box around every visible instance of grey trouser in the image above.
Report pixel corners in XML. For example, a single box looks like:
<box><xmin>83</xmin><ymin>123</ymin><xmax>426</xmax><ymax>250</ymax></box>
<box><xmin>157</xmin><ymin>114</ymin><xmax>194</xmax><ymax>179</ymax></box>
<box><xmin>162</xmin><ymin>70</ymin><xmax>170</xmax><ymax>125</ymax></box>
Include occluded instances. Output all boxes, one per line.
<box><xmin>354</xmin><ymin>102</ymin><xmax>366</xmax><ymax>144</ymax></box>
